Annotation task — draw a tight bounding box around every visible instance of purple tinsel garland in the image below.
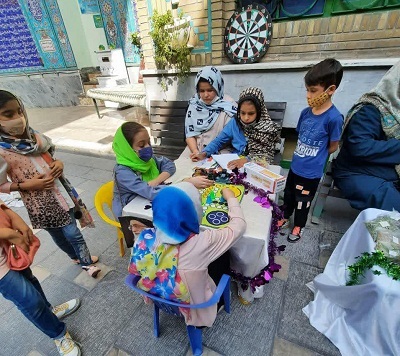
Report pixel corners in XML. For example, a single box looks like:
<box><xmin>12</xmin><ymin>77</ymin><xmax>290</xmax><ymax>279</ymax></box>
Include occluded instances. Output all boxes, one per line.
<box><xmin>228</xmin><ymin>169</ymin><xmax>286</xmax><ymax>292</ymax></box>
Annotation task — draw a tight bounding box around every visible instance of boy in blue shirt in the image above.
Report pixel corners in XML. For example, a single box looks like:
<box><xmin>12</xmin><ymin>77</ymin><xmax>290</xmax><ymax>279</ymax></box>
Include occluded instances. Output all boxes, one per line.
<box><xmin>280</xmin><ymin>58</ymin><xmax>343</xmax><ymax>242</ymax></box>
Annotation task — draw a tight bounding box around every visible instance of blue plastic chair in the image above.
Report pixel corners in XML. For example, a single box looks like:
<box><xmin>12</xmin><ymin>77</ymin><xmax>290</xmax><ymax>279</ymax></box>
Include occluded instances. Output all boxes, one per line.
<box><xmin>125</xmin><ymin>274</ymin><xmax>231</xmax><ymax>356</ymax></box>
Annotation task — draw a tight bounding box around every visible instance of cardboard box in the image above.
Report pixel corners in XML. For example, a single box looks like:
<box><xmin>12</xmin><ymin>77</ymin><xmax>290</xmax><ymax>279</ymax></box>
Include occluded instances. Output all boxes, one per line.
<box><xmin>244</xmin><ymin>162</ymin><xmax>287</xmax><ymax>193</ymax></box>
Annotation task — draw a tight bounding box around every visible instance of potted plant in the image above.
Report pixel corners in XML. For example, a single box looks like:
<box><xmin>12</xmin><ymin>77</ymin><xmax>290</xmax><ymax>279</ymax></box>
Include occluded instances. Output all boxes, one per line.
<box><xmin>131</xmin><ymin>32</ymin><xmax>143</xmax><ymax>59</ymax></box>
<box><xmin>149</xmin><ymin>10</ymin><xmax>192</xmax><ymax>81</ymax></box>
<box><xmin>131</xmin><ymin>32</ymin><xmax>145</xmax><ymax>83</ymax></box>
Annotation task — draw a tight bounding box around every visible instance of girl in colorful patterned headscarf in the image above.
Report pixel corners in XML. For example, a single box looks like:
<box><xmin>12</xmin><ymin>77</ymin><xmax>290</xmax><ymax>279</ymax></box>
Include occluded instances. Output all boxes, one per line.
<box><xmin>129</xmin><ymin>182</ymin><xmax>247</xmax><ymax>327</ymax></box>
<box><xmin>184</xmin><ymin>66</ymin><xmax>237</xmax><ymax>158</ymax></box>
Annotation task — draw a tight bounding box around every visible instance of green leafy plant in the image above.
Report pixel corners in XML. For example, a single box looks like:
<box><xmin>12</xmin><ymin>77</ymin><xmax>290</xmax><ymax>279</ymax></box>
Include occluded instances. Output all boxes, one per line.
<box><xmin>347</xmin><ymin>250</ymin><xmax>400</xmax><ymax>286</ymax></box>
<box><xmin>131</xmin><ymin>32</ymin><xmax>143</xmax><ymax>59</ymax></box>
<box><xmin>149</xmin><ymin>10</ymin><xmax>192</xmax><ymax>82</ymax></box>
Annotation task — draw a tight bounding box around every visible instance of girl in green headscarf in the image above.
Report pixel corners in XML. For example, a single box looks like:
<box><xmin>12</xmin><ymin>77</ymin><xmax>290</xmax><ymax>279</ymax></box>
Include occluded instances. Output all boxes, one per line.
<box><xmin>112</xmin><ymin>122</ymin><xmax>176</xmax><ymax>218</ymax></box>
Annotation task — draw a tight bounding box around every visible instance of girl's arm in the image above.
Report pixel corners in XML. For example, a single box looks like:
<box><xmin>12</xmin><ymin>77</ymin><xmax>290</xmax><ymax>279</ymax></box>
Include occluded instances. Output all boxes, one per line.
<box><xmin>0</xmin><ymin>204</ymin><xmax>32</xmax><ymax>252</ymax></box>
<box><xmin>147</xmin><ymin>156</ymin><xmax>176</xmax><ymax>186</ymax></box>
<box><xmin>155</xmin><ymin>155</ymin><xmax>176</xmax><ymax>176</ymax></box>
<box><xmin>0</xmin><ymin>156</ymin><xmax>54</xmax><ymax>193</ymax></box>
<box><xmin>48</xmin><ymin>159</ymin><xmax>64</xmax><ymax>179</ymax></box>
<box><xmin>227</xmin><ymin>157</ymin><xmax>249</xmax><ymax>170</ymax></box>
<box><xmin>328</xmin><ymin>141</ymin><xmax>339</xmax><ymax>154</ymax></box>
<box><xmin>0</xmin><ymin>156</ymin><xmax>11</xmax><ymax>193</ymax></box>
<box><xmin>186</xmin><ymin>137</ymin><xmax>199</xmax><ymax>154</ymax></box>
<box><xmin>115</xmin><ymin>165</ymin><xmax>164</xmax><ymax>201</ymax></box>
<box><xmin>181</xmin><ymin>189</ymin><xmax>246</xmax><ymax>268</ymax></box>
<box><xmin>9</xmin><ymin>175</ymin><xmax>55</xmax><ymax>192</ymax></box>
<box><xmin>203</xmin><ymin>122</ymin><xmax>234</xmax><ymax>156</ymax></box>
<box><xmin>147</xmin><ymin>172</ymin><xmax>171</xmax><ymax>187</ymax></box>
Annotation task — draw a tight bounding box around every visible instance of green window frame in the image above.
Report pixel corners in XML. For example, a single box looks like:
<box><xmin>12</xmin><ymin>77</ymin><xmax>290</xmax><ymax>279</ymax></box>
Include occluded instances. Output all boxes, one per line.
<box><xmin>237</xmin><ymin>0</ymin><xmax>400</xmax><ymax>21</ymax></box>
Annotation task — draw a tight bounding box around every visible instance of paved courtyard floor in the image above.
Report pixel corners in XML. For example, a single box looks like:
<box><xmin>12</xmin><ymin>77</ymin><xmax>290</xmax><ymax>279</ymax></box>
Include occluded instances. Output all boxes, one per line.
<box><xmin>0</xmin><ymin>105</ymin><xmax>359</xmax><ymax>356</ymax></box>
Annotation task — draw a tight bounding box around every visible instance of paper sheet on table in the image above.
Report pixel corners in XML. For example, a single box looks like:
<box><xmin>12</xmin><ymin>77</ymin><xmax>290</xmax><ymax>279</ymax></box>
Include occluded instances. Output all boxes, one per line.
<box><xmin>196</xmin><ymin>157</ymin><xmax>217</xmax><ymax>169</ymax></box>
<box><xmin>211</xmin><ymin>153</ymin><xmax>240</xmax><ymax>171</ymax></box>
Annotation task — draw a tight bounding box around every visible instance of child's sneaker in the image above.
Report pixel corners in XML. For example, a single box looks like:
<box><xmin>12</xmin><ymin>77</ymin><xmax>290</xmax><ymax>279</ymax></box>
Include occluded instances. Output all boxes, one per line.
<box><xmin>52</xmin><ymin>298</ymin><xmax>81</xmax><ymax>319</ymax></box>
<box><xmin>54</xmin><ymin>331</ymin><xmax>81</xmax><ymax>356</ymax></box>
<box><xmin>82</xmin><ymin>265</ymin><xmax>101</xmax><ymax>278</ymax></box>
<box><xmin>287</xmin><ymin>226</ymin><xmax>304</xmax><ymax>243</ymax></box>
<box><xmin>277</xmin><ymin>218</ymin><xmax>290</xmax><ymax>229</ymax></box>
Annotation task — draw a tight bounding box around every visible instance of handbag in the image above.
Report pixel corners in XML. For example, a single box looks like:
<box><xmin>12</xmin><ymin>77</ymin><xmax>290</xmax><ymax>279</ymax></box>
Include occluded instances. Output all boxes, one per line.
<box><xmin>4</xmin><ymin>235</ymin><xmax>41</xmax><ymax>271</ymax></box>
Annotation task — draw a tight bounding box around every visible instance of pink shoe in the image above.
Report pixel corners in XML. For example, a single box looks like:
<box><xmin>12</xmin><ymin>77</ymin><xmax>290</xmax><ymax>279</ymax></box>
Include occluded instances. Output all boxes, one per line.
<box><xmin>82</xmin><ymin>265</ymin><xmax>101</xmax><ymax>278</ymax></box>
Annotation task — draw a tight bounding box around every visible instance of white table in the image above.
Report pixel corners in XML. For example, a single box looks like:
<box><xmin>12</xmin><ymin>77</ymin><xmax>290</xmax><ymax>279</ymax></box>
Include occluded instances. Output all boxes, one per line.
<box><xmin>123</xmin><ymin>156</ymin><xmax>280</xmax><ymax>302</ymax></box>
<box><xmin>303</xmin><ymin>208</ymin><xmax>400</xmax><ymax>356</ymax></box>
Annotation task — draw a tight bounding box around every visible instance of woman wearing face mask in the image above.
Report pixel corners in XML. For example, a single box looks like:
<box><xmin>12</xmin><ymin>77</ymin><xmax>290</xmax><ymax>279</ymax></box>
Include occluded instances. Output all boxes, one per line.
<box><xmin>112</xmin><ymin>122</ymin><xmax>212</xmax><ymax>219</ymax></box>
<box><xmin>0</xmin><ymin>90</ymin><xmax>101</xmax><ymax>278</ymax></box>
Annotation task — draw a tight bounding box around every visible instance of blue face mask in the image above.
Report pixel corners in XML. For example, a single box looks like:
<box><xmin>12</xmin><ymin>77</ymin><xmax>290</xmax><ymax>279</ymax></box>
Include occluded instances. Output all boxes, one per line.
<box><xmin>138</xmin><ymin>146</ymin><xmax>153</xmax><ymax>162</ymax></box>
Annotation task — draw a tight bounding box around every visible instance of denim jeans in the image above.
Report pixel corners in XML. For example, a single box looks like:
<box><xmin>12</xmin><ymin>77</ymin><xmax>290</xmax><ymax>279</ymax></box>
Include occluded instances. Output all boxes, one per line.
<box><xmin>0</xmin><ymin>268</ymin><xmax>66</xmax><ymax>339</ymax></box>
<box><xmin>45</xmin><ymin>209</ymin><xmax>93</xmax><ymax>266</ymax></box>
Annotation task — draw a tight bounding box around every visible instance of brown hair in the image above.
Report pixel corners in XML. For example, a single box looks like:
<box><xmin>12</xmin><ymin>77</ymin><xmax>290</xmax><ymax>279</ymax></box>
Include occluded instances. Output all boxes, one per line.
<box><xmin>121</xmin><ymin>122</ymin><xmax>147</xmax><ymax>145</ymax></box>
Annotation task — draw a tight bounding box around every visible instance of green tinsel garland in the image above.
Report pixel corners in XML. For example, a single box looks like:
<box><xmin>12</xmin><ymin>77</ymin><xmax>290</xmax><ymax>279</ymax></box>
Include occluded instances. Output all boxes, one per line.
<box><xmin>347</xmin><ymin>250</ymin><xmax>400</xmax><ymax>286</ymax></box>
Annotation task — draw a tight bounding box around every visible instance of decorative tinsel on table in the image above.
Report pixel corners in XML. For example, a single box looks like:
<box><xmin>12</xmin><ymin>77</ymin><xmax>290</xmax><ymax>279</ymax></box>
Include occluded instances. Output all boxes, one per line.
<box><xmin>228</xmin><ymin>168</ymin><xmax>286</xmax><ymax>292</ymax></box>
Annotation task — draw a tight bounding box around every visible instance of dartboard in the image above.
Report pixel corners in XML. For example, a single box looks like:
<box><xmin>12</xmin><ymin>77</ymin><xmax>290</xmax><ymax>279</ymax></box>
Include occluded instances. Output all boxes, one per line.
<box><xmin>224</xmin><ymin>3</ymin><xmax>272</xmax><ymax>64</ymax></box>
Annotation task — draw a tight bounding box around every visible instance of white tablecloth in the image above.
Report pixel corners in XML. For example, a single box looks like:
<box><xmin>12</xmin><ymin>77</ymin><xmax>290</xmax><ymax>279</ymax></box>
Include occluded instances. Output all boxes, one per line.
<box><xmin>303</xmin><ymin>208</ymin><xmax>400</xmax><ymax>356</ymax></box>
<box><xmin>123</xmin><ymin>156</ymin><xmax>279</xmax><ymax>302</ymax></box>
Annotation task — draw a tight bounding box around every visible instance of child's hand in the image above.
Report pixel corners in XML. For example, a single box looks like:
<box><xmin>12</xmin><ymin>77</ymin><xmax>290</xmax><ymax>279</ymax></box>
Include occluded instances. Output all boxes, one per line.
<box><xmin>184</xmin><ymin>176</ymin><xmax>214</xmax><ymax>189</ymax></box>
<box><xmin>9</xmin><ymin>212</ymin><xmax>33</xmax><ymax>243</ymax></box>
<box><xmin>227</xmin><ymin>158</ymin><xmax>248</xmax><ymax>170</ymax></box>
<box><xmin>147</xmin><ymin>180</ymin><xmax>159</xmax><ymax>187</ymax></box>
<box><xmin>49</xmin><ymin>160</ymin><xmax>64</xmax><ymax>179</ymax></box>
<box><xmin>25</xmin><ymin>174</ymin><xmax>55</xmax><ymax>191</ymax></box>
<box><xmin>221</xmin><ymin>188</ymin><xmax>235</xmax><ymax>200</ymax></box>
<box><xmin>0</xmin><ymin>228</ymin><xmax>30</xmax><ymax>253</ymax></box>
<box><xmin>190</xmin><ymin>152</ymin><xmax>207</xmax><ymax>162</ymax></box>
<box><xmin>1</xmin><ymin>206</ymin><xmax>33</xmax><ymax>244</ymax></box>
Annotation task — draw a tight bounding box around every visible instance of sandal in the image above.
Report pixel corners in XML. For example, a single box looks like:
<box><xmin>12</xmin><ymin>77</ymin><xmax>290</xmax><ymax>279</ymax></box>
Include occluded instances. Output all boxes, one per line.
<box><xmin>277</xmin><ymin>219</ymin><xmax>290</xmax><ymax>229</ymax></box>
<box><xmin>82</xmin><ymin>265</ymin><xmax>101</xmax><ymax>278</ymax></box>
<box><xmin>287</xmin><ymin>226</ymin><xmax>304</xmax><ymax>243</ymax></box>
<box><xmin>237</xmin><ymin>294</ymin><xmax>252</xmax><ymax>305</ymax></box>
<box><xmin>72</xmin><ymin>256</ymin><xmax>99</xmax><ymax>265</ymax></box>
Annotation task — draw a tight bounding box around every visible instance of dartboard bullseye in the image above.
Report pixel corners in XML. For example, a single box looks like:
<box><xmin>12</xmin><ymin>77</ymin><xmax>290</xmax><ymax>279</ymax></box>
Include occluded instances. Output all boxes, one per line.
<box><xmin>224</xmin><ymin>3</ymin><xmax>272</xmax><ymax>64</ymax></box>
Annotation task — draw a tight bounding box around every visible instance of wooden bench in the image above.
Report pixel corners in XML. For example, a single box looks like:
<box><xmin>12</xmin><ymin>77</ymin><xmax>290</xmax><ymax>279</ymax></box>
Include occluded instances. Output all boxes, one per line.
<box><xmin>86</xmin><ymin>84</ymin><xmax>147</xmax><ymax>118</ymax></box>
<box><xmin>149</xmin><ymin>100</ymin><xmax>287</xmax><ymax>161</ymax></box>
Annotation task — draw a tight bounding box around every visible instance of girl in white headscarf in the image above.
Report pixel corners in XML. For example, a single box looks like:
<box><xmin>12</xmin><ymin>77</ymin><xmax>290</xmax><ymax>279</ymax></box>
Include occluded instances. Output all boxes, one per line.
<box><xmin>183</xmin><ymin>66</ymin><xmax>237</xmax><ymax>159</ymax></box>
